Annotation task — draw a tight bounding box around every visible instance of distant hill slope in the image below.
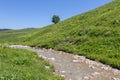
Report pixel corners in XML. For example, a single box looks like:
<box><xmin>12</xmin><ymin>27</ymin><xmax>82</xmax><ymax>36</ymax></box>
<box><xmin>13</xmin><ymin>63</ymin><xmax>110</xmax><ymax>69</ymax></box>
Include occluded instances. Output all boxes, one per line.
<box><xmin>0</xmin><ymin>0</ymin><xmax>120</xmax><ymax>69</ymax></box>
<box><xmin>0</xmin><ymin>29</ymin><xmax>12</xmax><ymax>31</ymax></box>
<box><xmin>0</xmin><ymin>28</ymin><xmax>38</xmax><ymax>43</ymax></box>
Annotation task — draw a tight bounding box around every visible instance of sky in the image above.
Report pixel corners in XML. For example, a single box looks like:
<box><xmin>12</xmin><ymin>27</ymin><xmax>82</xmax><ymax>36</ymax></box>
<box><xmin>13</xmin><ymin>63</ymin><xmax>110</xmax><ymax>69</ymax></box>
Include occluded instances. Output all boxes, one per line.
<box><xmin>0</xmin><ymin>0</ymin><xmax>112</xmax><ymax>29</ymax></box>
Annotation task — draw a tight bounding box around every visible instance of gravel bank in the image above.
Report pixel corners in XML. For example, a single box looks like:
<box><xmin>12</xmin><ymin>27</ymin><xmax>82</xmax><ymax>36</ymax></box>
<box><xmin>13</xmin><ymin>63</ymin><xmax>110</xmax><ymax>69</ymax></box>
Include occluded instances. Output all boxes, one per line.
<box><xmin>10</xmin><ymin>45</ymin><xmax>120</xmax><ymax>80</ymax></box>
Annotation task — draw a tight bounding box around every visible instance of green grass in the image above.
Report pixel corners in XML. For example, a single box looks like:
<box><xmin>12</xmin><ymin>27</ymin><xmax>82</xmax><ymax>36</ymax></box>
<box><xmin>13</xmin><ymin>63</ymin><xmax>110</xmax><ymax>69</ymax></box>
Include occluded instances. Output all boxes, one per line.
<box><xmin>0</xmin><ymin>0</ymin><xmax>120</xmax><ymax>69</ymax></box>
<box><xmin>0</xmin><ymin>28</ymin><xmax>38</xmax><ymax>44</ymax></box>
<box><xmin>0</xmin><ymin>46</ymin><xmax>63</xmax><ymax>80</ymax></box>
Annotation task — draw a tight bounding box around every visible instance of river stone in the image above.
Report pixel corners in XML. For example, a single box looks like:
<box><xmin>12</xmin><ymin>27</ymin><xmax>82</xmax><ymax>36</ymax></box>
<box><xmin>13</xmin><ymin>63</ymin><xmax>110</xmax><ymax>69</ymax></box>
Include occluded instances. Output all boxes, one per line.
<box><xmin>72</xmin><ymin>60</ymin><xmax>79</xmax><ymax>63</ymax></box>
<box><xmin>83</xmin><ymin>76</ymin><xmax>89</xmax><ymax>80</ymax></box>
<box><xmin>112</xmin><ymin>77</ymin><xmax>120</xmax><ymax>80</ymax></box>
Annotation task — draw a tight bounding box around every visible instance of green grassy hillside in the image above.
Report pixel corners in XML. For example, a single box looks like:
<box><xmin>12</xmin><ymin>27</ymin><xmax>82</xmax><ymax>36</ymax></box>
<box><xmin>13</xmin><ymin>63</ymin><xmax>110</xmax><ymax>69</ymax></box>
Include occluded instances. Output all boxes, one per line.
<box><xmin>0</xmin><ymin>0</ymin><xmax>120</xmax><ymax>69</ymax></box>
<box><xmin>0</xmin><ymin>28</ymin><xmax>38</xmax><ymax>44</ymax></box>
<box><xmin>0</xmin><ymin>45</ymin><xmax>63</xmax><ymax>80</ymax></box>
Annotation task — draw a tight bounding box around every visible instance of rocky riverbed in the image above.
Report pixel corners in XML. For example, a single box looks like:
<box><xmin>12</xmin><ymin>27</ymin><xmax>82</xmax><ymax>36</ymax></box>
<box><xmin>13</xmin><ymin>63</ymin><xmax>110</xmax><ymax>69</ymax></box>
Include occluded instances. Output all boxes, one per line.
<box><xmin>10</xmin><ymin>45</ymin><xmax>120</xmax><ymax>80</ymax></box>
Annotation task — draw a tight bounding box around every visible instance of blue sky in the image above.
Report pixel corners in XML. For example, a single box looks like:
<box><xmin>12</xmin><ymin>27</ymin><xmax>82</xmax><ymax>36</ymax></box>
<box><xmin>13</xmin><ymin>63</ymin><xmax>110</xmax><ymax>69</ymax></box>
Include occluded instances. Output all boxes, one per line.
<box><xmin>0</xmin><ymin>0</ymin><xmax>112</xmax><ymax>29</ymax></box>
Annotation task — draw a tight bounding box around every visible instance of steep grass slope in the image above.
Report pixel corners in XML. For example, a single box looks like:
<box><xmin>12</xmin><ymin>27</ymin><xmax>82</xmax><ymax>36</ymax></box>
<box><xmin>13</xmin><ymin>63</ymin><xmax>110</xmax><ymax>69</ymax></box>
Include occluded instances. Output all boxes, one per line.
<box><xmin>0</xmin><ymin>0</ymin><xmax>120</xmax><ymax>69</ymax></box>
<box><xmin>0</xmin><ymin>46</ymin><xmax>63</xmax><ymax>80</ymax></box>
<box><xmin>22</xmin><ymin>0</ymin><xmax>120</xmax><ymax>69</ymax></box>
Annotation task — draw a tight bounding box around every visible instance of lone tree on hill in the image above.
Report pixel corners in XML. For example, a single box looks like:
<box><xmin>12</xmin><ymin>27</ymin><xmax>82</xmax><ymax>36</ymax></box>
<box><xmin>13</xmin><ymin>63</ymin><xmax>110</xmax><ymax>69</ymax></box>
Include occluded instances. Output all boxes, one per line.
<box><xmin>52</xmin><ymin>15</ymin><xmax>60</xmax><ymax>24</ymax></box>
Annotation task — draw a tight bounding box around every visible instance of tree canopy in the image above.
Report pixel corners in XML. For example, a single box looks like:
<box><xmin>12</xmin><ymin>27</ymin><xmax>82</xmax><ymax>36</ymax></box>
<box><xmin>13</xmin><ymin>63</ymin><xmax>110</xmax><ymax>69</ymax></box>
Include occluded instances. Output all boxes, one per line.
<box><xmin>52</xmin><ymin>15</ymin><xmax>60</xmax><ymax>24</ymax></box>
